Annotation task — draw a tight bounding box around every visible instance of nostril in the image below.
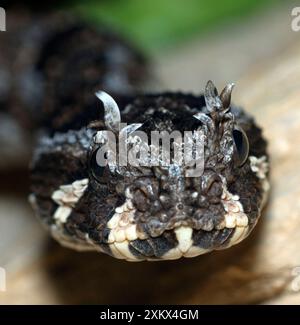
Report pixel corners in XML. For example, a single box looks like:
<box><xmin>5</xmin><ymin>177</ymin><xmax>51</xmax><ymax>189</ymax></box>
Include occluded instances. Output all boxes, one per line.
<box><xmin>177</xmin><ymin>203</ymin><xmax>184</xmax><ymax>210</ymax></box>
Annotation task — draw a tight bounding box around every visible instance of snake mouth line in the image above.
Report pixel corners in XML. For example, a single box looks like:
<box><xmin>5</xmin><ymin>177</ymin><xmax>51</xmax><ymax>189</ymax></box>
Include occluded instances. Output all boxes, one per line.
<box><xmin>104</xmin><ymin>224</ymin><xmax>250</xmax><ymax>261</ymax></box>
<box><xmin>49</xmin><ymin>223</ymin><xmax>250</xmax><ymax>262</ymax></box>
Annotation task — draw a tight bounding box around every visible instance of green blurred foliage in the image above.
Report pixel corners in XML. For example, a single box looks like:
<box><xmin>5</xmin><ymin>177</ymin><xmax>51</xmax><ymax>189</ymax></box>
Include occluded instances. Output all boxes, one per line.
<box><xmin>72</xmin><ymin>0</ymin><xmax>279</xmax><ymax>53</ymax></box>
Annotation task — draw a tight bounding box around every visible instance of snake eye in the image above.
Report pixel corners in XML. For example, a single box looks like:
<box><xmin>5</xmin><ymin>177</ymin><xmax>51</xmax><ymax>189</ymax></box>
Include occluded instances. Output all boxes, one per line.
<box><xmin>232</xmin><ymin>128</ymin><xmax>249</xmax><ymax>167</ymax></box>
<box><xmin>89</xmin><ymin>148</ymin><xmax>108</xmax><ymax>182</ymax></box>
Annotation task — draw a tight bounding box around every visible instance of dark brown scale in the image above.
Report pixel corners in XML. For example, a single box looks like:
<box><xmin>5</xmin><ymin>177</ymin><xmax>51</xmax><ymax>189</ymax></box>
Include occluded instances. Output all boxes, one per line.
<box><xmin>192</xmin><ymin>228</ymin><xmax>234</xmax><ymax>250</ymax></box>
<box><xmin>129</xmin><ymin>231</ymin><xmax>179</xmax><ymax>259</ymax></box>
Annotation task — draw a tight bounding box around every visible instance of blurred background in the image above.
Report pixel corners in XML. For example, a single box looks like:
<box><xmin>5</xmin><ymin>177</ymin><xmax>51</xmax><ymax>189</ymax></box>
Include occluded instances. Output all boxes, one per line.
<box><xmin>0</xmin><ymin>0</ymin><xmax>300</xmax><ymax>304</ymax></box>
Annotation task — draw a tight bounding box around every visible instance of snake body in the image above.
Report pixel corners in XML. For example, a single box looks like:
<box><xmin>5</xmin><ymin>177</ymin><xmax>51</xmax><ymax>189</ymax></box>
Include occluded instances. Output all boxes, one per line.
<box><xmin>30</xmin><ymin>81</ymin><xmax>269</xmax><ymax>261</ymax></box>
<box><xmin>0</xmin><ymin>9</ymin><xmax>148</xmax><ymax>167</ymax></box>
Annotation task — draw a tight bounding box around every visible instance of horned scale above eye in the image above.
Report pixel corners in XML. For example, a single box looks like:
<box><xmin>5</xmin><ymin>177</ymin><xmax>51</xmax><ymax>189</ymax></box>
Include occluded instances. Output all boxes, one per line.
<box><xmin>95</xmin><ymin>91</ymin><xmax>121</xmax><ymax>132</ymax></box>
<box><xmin>204</xmin><ymin>80</ymin><xmax>235</xmax><ymax>113</ymax></box>
<box><xmin>95</xmin><ymin>91</ymin><xmax>143</xmax><ymax>137</ymax></box>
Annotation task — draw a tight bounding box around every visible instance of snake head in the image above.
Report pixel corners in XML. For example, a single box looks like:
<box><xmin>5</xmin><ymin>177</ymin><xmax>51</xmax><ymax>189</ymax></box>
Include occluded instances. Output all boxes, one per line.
<box><xmin>30</xmin><ymin>81</ymin><xmax>269</xmax><ymax>261</ymax></box>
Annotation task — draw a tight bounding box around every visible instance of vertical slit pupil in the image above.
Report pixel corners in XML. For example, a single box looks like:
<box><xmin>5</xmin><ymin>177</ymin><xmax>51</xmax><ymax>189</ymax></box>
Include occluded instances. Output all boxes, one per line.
<box><xmin>233</xmin><ymin>129</ymin><xmax>243</xmax><ymax>154</ymax></box>
<box><xmin>233</xmin><ymin>128</ymin><xmax>249</xmax><ymax>167</ymax></box>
